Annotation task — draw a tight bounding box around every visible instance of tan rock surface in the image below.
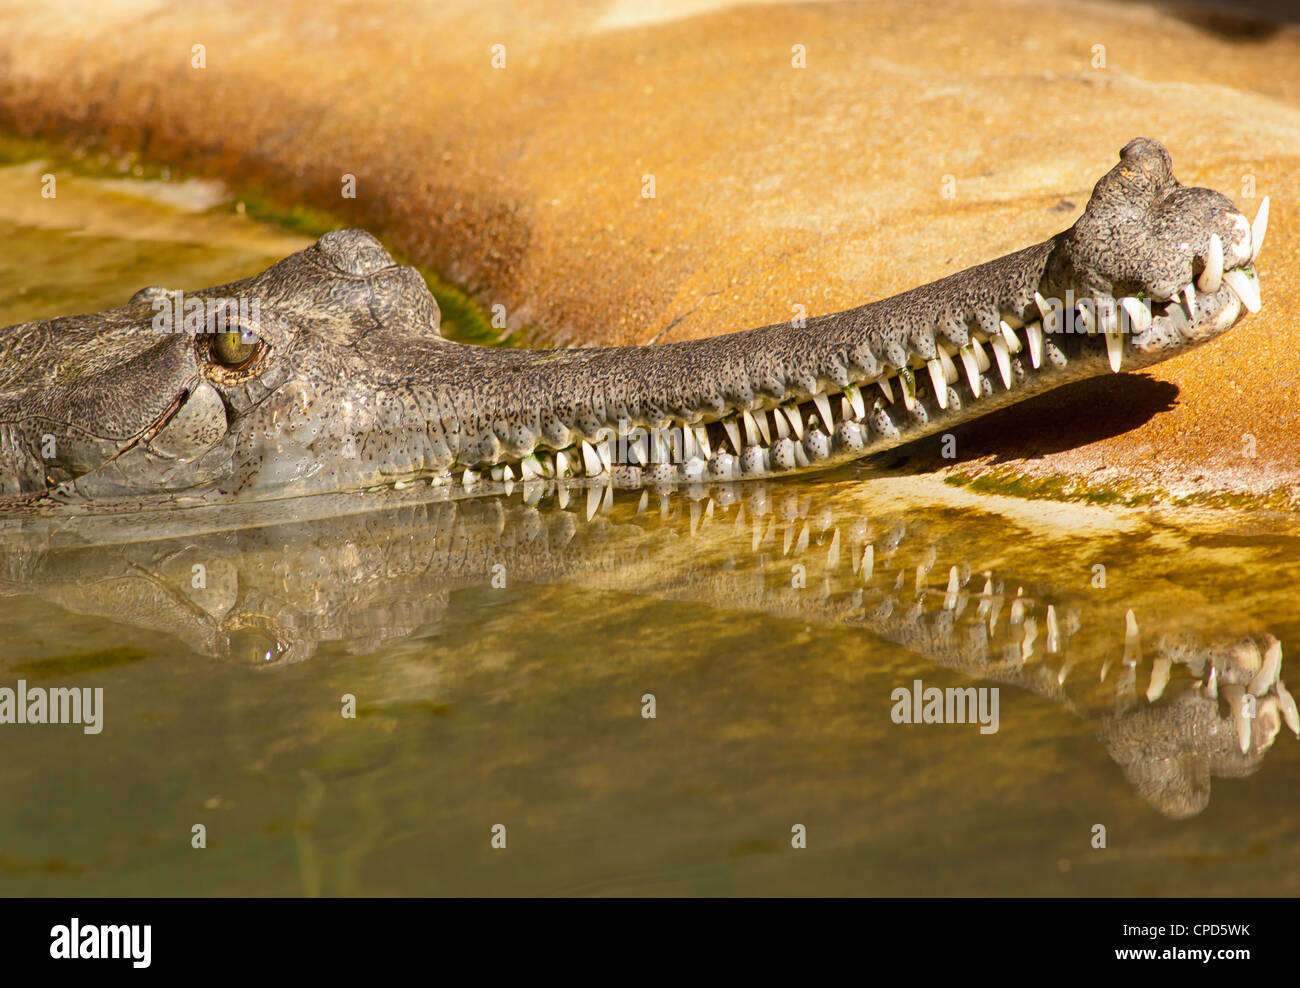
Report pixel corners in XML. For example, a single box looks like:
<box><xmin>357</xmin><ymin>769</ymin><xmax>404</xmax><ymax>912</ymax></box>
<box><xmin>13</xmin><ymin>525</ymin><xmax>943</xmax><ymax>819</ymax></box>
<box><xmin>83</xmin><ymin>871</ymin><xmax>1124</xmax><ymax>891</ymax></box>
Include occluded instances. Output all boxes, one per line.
<box><xmin>0</xmin><ymin>0</ymin><xmax>1296</xmax><ymax>501</ymax></box>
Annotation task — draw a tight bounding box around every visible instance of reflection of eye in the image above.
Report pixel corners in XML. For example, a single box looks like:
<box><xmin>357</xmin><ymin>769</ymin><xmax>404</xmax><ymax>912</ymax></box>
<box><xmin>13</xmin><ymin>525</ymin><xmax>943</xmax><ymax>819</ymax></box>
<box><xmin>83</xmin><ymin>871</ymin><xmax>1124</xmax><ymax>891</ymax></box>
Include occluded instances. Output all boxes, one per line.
<box><xmin>211</xmin><ymin>328</ymin><xmax>262</xmax><ymax>369</ymax></box>
<box><xmin>226</xmin><ymin>627</ymin><xmax>286</xmax><ymax>665</ymax></box>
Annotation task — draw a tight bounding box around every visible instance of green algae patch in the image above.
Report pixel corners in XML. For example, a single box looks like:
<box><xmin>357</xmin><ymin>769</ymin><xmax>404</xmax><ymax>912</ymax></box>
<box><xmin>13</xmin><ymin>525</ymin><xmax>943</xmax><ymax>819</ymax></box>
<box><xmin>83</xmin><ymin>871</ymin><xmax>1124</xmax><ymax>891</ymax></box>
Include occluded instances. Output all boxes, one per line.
<box><xmin>942</xmin><ymin>467</ymin><xmax>1296</xmax><ymax>512</ymax></box>
<box><xmin>0</xmin><ymin>131</ymin><xmax>501</xmax><ymax>347</ymax></box>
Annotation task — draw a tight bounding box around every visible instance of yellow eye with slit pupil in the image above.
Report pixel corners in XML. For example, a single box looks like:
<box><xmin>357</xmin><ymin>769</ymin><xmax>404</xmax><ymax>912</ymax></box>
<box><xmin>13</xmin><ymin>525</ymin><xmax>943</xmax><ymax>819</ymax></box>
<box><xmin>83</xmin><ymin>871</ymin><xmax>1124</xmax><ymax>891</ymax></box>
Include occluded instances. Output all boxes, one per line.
<box><xmin>212</xmin><ymin>330</ymin><xmax>260</xmax><ymax>368</ymax></box>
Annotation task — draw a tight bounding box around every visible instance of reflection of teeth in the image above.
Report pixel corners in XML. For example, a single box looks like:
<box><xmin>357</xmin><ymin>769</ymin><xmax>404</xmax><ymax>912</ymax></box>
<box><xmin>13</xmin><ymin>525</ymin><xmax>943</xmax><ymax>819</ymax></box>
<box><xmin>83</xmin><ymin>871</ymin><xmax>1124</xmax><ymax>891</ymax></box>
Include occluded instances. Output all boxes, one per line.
<box><xmin>1206</xmin><ymin>664</ymin><xmax>1218</xmax><ymax>699</ymax></box>
<box><xmin>1224</xmin><ymin>684</ymin><xmax>1252</xmax><ymax>755</ymax></box>
<box><xmin>1146</xmin><ymin>657</ymin><xmax>1171</xmax><ymax>702</ymax></box>
<box><xmin>1251</xmin><ymin>196</ymin><xmax>1269</xmax><ymax>263</ymax></box>
<box><xmin>944</xmin><ymin>566</ymin><xmax>960</xmax><ymax>610</ymax></box>
<box><xmin>1249</xmin><ymin>638</ymin><xmax>1282</xmax><ymax>696</ymax></box>
<box><xmin>1223</xmin><ymin>269</ymin><xmax>1261</xmax><ymax>314</ymax></box>
<box><xmin>1277</xmin><ymin>679</ymin><xmax>1299</xmax><ymax>737</ymax></box>
<box><xmin>1198</xmin><ymin>232</ymin><xmax>1224</xmax><ymax>293</ymax></box>
<box><xmin>1046</xmin><ymin>604</ymin><xmax>1060</xmax><ymax>653</ymax></box>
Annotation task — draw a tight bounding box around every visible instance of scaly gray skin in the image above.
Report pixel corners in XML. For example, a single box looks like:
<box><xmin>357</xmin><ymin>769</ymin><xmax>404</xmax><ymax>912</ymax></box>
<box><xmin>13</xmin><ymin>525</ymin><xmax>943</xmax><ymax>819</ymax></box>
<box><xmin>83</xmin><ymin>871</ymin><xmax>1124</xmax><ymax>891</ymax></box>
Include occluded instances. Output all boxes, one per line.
<box><xmin>1</xmin><ymin>486</ymin><xmax>1292</xmax><ymax>817</ymax></box>
<box><xmin>0</xmin><ymin>138</ymin><xmax>1270</xmax><ymax>507</ymax></box>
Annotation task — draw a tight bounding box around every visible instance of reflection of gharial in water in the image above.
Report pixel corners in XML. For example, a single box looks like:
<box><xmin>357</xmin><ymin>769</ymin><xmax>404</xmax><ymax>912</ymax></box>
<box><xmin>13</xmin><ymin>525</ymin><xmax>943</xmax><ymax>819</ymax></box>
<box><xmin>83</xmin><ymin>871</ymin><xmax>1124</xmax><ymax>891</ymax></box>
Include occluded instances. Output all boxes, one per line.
<box><xmin>0</xmin><ymin>138</ymin><xmax>1270</xmax><ymax>504</ymax></box>
<box><xmin>1</xmin><ymin>484</ymin><xmax>1294</xmax><ymax>819</ymax></box>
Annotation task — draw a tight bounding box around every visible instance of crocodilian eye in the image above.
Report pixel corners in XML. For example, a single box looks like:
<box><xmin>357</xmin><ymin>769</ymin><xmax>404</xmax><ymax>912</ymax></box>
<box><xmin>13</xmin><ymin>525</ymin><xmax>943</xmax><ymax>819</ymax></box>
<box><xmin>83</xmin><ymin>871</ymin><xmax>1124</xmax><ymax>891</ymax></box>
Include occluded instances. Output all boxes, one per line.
<box><xmin>211</xmin><ymin>327</ymin><xmax>261</xmax><ymax>368</ymax></box>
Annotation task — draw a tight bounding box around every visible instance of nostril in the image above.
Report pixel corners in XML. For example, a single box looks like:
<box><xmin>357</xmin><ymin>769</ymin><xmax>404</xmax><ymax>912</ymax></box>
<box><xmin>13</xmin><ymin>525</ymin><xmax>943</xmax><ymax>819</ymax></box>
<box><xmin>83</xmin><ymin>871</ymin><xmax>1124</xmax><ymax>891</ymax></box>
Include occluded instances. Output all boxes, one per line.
<box><xmin>314</xmin><ymin>228</ymin><xmax>395</xmax><ymax>276</ymax></box>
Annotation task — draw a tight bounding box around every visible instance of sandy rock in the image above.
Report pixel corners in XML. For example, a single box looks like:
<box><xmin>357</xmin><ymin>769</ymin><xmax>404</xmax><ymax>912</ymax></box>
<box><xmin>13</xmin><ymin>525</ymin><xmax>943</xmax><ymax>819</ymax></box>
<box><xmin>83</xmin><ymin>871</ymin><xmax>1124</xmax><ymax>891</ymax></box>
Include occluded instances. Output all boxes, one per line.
<box><xmin>0</xmin><ymin>0</ymin><xmax>1297</xmax><ymax>500</ymax></box>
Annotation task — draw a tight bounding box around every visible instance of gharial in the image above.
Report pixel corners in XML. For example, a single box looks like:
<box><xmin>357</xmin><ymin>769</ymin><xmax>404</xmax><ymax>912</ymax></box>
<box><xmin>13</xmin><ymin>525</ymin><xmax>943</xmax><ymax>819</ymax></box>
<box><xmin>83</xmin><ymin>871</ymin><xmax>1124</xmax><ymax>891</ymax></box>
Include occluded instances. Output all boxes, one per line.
<box><xmin>0</xmin><ymin>138</ymin><xmax>1270</xmax><ymax>507</ymax></box>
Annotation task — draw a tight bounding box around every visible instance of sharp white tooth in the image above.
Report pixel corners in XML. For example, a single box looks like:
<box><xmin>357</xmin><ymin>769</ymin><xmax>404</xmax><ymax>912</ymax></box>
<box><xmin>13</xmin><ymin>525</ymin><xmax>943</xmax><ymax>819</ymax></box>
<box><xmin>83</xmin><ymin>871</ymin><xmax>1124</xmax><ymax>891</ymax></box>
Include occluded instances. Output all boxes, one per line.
<box><xmin>1120</xmin><ymin>296</ymin><xmax>1151</xmax><ymax>334</ymax></box>
<box><xmin>1223</xmin><ymin>269</ymin><xmax>1261</xmax><ymax>314</ymax></box>
<box><xmin>1249</xmin><ymin>638</ymin><xmax>1282</xmax><ymax>696</ymax></box>
<box><xmin>936</xmin><ymin>345</ymin><xmax>959</xmax><ymax>384</ymax></box>
<box><xmin>1251</xmin><ymin>195</ymin><xmax>1269</xmax><ymax>262</ymax></box>
<box><xmin>1182</xmin><ymin>283</ymin><xmax>1196</xmax><ymax>315</ymax></box>
<box><xmin>969</xmin><ymin>337</ymin><xmax>991</xmax><ymax>372</ymax></box>
<box><xmin>927</xmin><ymin>358</ymin><xmax>948</xmax><ymax>410</ymax></box>
<box><xmin>502</xmin><ymin>464</ymin><xmax>515</xmax><ymax>482</ymax></box>
<box><xmin>742</xmin><ymin>409</ymin><xmax>760</xmax><ymax>445</ymax></box>
<box><xmin>581</xmin><ymin>440</ymin><xmax>602</xmax><ymax>475</ymax></box>
<box><xmin>1024</xmin><ymin>321</ymin><xmax>1043</xmax><ymax>369</ymax></box>
<box><xmin>772</xmin><ymin>409</ymin><xmax>790</xmax><ymax>440</ymax></box>
<box><xmin>597</xmin><ymin>439</ymin><xmax>613</xmax><ymax>470</ymax></box>
<box><xmin>693</xmin><ymin>425</ymin><xmax>711</xmax><ymax>459</ymax></box>
<box><xmin>1198</xmin><ymin>232</ymin><xmax>1223</xmax><ymax>293</ymax></box>
<box><xmin>520</xmin><ymin>455</ymin><xmax>542</xmax><ymax>480</ymax></box>
<box><xmin>1146</xmin><ymin>657</ymin><xmax>1171</xmax><ymax>702</ymax></box>
<box><xmin>754</xmin><ymin>409</ymin><xmax>771</xmax><ymax>444</ymax></box>
<box><xmin>1098</xmin><ymin>299</ymin><xmax>1118</xmax><ymax>338</ymax></box>
<box><xmin>1105</xmin><ymin>327</ymin><xmax>1123</xmax><ymax>373</ymax></box>
<box><xmin>959</xmin><ymin>346</ymin><xmax>981</xmax><ymax>397</ymax></box>
<box><xmin>1277</xmin><ymin>679</ymin><xmax>1299</xmax><ymax>737</ymax></box>
<box><xmin>991</xmin><ymin>337</ymin><xmax>1012</xmax><ymax>389</ymax></box>
<box><xmin>841</xmin><ymin>395</ymin><xmax>853</xmax><ymax>421</ymax></box>
<box><xmin>813</xmin><ymin>393</ymin><xmax>834</xmax><ymax>430</ymax></box>
<box><xmin>1034</xmin><ymin>290</ymin><xmax>1052</xmax><ymax>323</ymax></box>
<box><xmin>898</xmin><ymin>368</ymin><xmax>916</xmax><ymax>411</ymax></box>
<box><xmin>462</xmin><ymin>468</ymin><xmax>479</xmax><ymax>487</ymax></box>
<box><xmin>723</xmin><ymin>417</ymin><xmax>742</xmax><ymax>453</ymax></box>
<box><xmin>846</xmin><ymin>384</ymin><xmax>866</xmax><ymax>419</ymax></box>
<box><xmin>877</xmin><ymin>375</ymin><xmax>895</xmax><ymax>404</ymax></box>
<box><xmin>782</xmin><ymin>403</ymin><xmax>805</xmax><ymax>439</ymax></box>
<box><xmin>998</xmin><ymin>320</ymin><xmax>1022</xmax><ymax>354</ymax></box>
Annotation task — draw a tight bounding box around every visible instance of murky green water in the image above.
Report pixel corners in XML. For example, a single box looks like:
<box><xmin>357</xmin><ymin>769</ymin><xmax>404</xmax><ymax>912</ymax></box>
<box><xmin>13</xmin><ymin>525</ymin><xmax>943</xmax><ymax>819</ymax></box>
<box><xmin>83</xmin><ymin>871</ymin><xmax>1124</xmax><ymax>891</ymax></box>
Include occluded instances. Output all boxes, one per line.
<box><xmin>1</xmin><ymin>162</ymin><xmax>1297</xmax><ymax>897</ymax></box>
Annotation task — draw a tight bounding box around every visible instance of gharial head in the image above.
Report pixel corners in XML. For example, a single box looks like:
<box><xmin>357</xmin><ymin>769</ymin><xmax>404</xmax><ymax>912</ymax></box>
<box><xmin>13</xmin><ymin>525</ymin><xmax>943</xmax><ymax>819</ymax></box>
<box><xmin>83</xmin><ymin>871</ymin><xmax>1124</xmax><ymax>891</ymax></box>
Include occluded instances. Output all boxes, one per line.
<box><xmin>0</xmin><ymin>229</ymin><xmax>446</xmax><ymax>501</ymax></box>
<box><xmin>0</xmin><ymin>137</ymin><xmax>1270</xmax><ymax>508</ymax></box>
<box><xmin>1043</xmin><ymin>136</ymin><xmax>1264</xmax><ymax>352</ymax></box>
